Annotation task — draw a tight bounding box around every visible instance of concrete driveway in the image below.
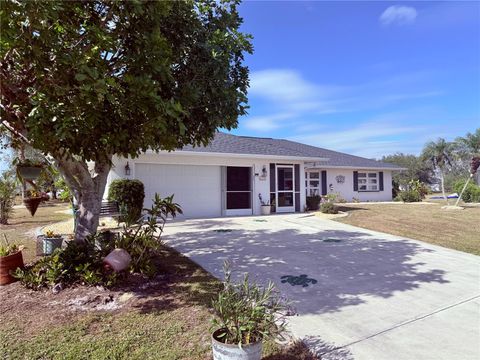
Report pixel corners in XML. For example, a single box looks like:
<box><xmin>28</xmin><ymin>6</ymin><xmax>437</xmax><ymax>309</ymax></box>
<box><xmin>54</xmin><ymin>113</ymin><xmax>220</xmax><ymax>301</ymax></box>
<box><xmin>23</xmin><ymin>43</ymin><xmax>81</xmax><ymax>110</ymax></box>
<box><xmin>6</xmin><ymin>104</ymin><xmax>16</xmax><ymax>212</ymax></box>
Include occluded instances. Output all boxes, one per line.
<box><xmin>163</xmin><ymin>213</ymin><xmax>480</xmax><ymax>360</ymax></box>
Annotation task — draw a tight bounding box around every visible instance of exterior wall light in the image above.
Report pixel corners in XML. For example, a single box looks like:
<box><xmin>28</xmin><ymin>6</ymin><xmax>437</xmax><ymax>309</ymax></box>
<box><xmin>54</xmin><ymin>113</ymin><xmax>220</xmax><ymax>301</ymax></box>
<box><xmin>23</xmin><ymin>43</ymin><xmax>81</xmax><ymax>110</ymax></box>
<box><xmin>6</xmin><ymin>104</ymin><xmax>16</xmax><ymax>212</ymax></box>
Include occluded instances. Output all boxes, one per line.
<box><xmin>125</xmin><ymin>162</ymin><xmax>131</xmax><ymax>176</ymax></box>
<box><xmin>262</xmin><ymin>165</ymin><xmax>267</xmax><ymax>177</ymax></box>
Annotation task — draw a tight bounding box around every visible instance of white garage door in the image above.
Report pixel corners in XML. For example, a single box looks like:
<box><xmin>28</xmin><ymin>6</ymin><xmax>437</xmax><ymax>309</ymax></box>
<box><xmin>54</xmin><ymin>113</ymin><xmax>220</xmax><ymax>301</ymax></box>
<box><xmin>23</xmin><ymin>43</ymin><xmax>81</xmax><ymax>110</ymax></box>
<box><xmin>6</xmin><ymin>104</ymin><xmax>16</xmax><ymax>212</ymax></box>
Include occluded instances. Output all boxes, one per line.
<box><xmin>135</xmin><ymin>163</ymin><xmax>221</xmax><ymax>218</ymax></box>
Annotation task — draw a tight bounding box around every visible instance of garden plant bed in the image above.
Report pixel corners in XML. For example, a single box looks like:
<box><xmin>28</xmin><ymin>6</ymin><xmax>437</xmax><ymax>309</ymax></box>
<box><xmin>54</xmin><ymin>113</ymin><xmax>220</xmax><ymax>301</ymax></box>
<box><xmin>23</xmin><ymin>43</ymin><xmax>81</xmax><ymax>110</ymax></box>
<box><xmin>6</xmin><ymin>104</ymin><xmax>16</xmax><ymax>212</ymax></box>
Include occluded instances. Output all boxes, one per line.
<box><xmin>336</xmin><ymin>202</ymin><xmax>480</xmax><ymax>255</ymax></box>
<box><xmin>1</xmin><ymin>204</ymin><xmax>317</xmax><ymax>360</ymax></box>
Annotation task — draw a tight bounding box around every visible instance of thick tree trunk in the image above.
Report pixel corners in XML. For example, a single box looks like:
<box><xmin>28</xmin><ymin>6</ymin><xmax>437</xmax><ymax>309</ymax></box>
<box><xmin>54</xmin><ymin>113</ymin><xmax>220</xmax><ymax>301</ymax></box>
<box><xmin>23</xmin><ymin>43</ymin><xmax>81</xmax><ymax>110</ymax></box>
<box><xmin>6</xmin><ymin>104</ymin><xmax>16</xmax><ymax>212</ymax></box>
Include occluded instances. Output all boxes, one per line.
<box><xmin>53</xmin><ymin>154</ymin><xmax>112</xmax><ymax>242</ymax></box>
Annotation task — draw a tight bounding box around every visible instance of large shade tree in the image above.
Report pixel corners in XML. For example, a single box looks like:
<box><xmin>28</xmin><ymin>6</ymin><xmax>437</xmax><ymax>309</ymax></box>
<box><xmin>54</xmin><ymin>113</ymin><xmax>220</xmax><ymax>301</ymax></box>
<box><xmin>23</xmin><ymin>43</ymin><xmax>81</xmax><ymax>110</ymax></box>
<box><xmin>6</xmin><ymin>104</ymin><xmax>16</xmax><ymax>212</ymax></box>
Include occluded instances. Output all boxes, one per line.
<box><xmin>1</xmin><ymin>0</ymin><xmax>252</xmax><ymax>241</ymax></box>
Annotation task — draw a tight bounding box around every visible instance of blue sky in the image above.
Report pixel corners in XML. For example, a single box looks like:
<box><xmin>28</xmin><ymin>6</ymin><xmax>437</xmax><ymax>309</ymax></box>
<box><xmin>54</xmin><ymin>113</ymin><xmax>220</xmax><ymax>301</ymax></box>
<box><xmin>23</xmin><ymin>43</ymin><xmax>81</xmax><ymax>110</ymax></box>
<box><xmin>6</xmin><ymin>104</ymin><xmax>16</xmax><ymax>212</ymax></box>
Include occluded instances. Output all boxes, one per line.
<box><xmin>229</xmin><ymin>0</ymin><xmax>480</xmax><ymax>158</ymax></box>
<box><xmin>1</xmin><ymin>1</ymin><xmax>478</xmax><ymax>173</ymax></box>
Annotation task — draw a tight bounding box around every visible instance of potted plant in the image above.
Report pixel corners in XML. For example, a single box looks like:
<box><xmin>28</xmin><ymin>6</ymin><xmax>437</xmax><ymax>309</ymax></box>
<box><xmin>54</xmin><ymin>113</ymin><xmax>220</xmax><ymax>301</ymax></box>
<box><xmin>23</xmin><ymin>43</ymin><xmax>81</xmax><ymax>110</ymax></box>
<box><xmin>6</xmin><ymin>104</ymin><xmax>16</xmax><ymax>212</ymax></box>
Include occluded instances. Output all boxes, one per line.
<box><xmin>15</xmin><ymin>159</ymin><xmax>44</xmax><ymax>181</ymax></box>
<box><xmin>42</xmin><ymin>230</ymin><xmax>63</xmax><ymax>255</ymax></box>
<box><xmin>211</xmin><ymin>261</ymin><xmax>290</xmax><ymax>360</ymax></box>
<box><xmin>258</xmin><ymin>194</ymin><xmax>271</xmax><ymax>215</ymax></box>
<box><xmin>0</xmin><ymin>235</ymin><xmax>24</xmax><ymax>285</ymax></box>
<box><xmin>23</xmin><ymin>189</ymin><xmax>43</xmax><ymax>216</ymax></box>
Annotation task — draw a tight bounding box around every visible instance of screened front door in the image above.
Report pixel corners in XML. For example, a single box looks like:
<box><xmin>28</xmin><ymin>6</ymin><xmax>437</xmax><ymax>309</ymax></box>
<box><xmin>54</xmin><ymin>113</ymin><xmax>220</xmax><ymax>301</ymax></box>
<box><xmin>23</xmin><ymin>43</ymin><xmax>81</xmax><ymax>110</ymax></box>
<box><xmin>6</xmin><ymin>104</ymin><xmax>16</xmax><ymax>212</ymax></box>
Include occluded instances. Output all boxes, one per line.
<box><xmin>276</xmin><ymin>165</ymin><xmax>295</xmax><ymax>212</ymax></box>
<box><xmin>224</xmin><ymin>166</ymin><xmax>253</xmax><ymax>216</ymax></box>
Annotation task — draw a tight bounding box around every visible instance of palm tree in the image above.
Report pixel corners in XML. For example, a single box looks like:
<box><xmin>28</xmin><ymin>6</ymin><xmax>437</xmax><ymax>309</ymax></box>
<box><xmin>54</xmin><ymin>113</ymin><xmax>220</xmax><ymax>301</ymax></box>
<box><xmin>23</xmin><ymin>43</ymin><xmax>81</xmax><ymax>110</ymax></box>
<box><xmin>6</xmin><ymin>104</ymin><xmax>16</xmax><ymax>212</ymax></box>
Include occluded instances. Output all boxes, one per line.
<box><xmin>455</xmin><ymin>128</ymin><xmax>480</xmax><ymax>155</ymax></box>
<box><xmin>422</xmin><ymin>138</ymin><xmax>454</xmax><ymax>203</ymax></box>
<box><xmin>455</xmin><ymin>128</ymin><xmax>480</xmax><ymax>187</ymax></box>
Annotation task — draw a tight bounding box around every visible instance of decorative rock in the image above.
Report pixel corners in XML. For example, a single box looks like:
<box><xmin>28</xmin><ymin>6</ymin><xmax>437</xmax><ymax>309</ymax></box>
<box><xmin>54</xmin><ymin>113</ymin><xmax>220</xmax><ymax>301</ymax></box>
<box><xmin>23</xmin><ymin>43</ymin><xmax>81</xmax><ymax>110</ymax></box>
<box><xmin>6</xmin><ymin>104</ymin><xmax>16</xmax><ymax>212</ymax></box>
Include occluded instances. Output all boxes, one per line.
<box><xmin>51</xmin><ymin>283</ymin><xmax>63</xmax><ymax>294</ymax></box>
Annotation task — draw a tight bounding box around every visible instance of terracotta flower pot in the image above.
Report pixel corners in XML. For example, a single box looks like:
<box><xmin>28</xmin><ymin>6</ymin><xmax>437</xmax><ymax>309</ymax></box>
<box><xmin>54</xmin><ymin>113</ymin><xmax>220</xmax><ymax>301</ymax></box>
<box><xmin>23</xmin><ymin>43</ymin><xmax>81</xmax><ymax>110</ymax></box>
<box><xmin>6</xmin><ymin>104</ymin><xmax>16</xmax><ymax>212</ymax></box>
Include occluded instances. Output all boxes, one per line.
<box><xmin>23</xmin><ymin>197</ymin><xmax>43</xmax><ymax>216</ymax></box>
<box><xmin>0</xmin><ymin>251</ymin><xmax>24</xmax><ymax>285</ymax></box>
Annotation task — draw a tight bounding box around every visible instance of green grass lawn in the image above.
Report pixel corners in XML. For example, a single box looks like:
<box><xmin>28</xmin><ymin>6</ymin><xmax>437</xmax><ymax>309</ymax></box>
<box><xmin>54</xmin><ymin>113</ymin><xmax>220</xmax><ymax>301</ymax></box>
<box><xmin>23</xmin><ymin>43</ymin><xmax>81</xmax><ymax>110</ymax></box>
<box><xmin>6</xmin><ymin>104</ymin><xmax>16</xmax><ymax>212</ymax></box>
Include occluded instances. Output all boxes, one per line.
<box><xmin>336</xmin><ymin>201</ymin><xmax>480</xmax><ymax>255</ymax></box>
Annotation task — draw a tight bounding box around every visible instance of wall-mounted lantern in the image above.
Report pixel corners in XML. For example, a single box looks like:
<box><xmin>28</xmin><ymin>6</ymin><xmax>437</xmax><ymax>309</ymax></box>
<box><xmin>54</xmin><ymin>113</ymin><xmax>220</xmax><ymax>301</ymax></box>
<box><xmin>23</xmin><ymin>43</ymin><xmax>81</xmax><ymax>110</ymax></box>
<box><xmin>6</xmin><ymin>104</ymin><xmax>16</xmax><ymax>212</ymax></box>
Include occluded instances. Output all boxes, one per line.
<box><xmin>261</xmin><ymin>165</ymin><xmax>268</xmax><ymax>178</ymax></box>
<box><xmin>125</xmin><ymin>162</ymin><xmax>131</xmax><ymax>176</ymax></box>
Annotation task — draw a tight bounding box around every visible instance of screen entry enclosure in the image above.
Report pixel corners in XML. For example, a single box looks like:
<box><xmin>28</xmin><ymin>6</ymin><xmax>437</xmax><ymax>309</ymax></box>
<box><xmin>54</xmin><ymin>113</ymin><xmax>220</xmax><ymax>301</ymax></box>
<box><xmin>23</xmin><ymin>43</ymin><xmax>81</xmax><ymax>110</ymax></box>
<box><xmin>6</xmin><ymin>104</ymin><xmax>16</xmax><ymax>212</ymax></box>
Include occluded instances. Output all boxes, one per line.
<box><xmin>223</xmin><ymin>166</ymin><xmax>253</xmax><ymax>216</ymax></box>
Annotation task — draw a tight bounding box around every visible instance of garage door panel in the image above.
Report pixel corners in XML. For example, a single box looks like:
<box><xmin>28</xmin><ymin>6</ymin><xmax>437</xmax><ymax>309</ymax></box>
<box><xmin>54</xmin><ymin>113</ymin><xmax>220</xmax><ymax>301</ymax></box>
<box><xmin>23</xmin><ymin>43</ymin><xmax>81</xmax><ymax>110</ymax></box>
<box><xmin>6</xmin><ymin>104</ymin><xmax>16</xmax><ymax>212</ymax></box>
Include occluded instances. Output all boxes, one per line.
<box><xmin>135</xmin><ymin>164</ymin><xmax>221</xmax><ymax>218</ymax></box>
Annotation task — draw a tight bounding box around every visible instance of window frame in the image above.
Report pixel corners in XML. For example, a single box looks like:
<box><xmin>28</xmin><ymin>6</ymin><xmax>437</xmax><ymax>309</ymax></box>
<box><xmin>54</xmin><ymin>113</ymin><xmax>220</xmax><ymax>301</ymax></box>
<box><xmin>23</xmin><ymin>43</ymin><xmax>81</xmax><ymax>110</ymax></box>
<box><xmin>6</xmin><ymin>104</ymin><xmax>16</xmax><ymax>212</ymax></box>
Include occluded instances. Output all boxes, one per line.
<box><xmin>357</xmin><ymin>172</ymin><xmax>379</xmax><ymax>192</ymax></box>
<box><xmin>305</xmin><ymin>171</ymin><xmax>321</xmax><ymax>196</ymax></box>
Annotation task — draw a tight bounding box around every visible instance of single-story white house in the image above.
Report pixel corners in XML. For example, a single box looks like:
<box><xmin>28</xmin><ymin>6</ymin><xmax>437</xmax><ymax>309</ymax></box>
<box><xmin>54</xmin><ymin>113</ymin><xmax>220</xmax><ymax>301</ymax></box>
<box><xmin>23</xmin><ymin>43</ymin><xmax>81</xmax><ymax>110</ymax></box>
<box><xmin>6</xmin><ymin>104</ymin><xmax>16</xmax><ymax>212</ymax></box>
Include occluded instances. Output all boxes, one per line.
<box><xmin>105</xmin><ymin>132</ymin><xmax>402</xmax><ymax>218</ymax></box>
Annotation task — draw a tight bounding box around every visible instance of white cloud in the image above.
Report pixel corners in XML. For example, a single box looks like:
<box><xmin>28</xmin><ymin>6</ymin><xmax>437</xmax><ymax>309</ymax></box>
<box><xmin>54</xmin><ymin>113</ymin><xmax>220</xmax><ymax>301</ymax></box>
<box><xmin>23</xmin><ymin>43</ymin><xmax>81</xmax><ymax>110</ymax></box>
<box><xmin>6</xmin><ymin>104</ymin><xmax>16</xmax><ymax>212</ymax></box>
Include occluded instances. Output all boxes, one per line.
<box><xmin>380</xmin><ymin>5</ymin><xmax>417</xmax><ymax>26</ymax></box>
<box><xmin>244</xmin><ymin>68</ymin><xmax>441</xmax><ymax>133</ymax></box>
<box><xmin>243</xmin><ymin>113</ymin><xmax>295</xmax><ymax>132</ymax></box>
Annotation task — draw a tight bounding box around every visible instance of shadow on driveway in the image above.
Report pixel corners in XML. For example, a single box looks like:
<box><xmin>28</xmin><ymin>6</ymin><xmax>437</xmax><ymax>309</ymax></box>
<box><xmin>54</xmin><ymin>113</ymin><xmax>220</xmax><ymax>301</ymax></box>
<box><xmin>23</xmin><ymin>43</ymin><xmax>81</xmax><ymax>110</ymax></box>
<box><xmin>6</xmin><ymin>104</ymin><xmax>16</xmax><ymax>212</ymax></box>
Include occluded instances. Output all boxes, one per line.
<box><xmin>164</xmin><ymin>221</ymin><xmax>448</xmax><ymax>315</ymax></box>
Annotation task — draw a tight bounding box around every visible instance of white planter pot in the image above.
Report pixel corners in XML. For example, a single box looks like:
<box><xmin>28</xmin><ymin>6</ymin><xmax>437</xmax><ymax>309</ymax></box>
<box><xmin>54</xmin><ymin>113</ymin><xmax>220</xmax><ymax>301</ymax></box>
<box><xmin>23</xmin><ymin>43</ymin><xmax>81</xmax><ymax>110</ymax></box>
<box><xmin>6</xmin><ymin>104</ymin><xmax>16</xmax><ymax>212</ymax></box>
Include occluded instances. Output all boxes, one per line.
<box><xmin>260</xmin><ymin>205</ymin><xmax>271</xmax><ymax>215</ymax></box>
<box><xmin>103</xmin><ymin>248</ymin><xmax>131</xmax><ymax>272</ymax></box>
<box><xmin>212</xmin><ymin>329</ymin><xmax>263</xmax><ymax>360</ymax></box>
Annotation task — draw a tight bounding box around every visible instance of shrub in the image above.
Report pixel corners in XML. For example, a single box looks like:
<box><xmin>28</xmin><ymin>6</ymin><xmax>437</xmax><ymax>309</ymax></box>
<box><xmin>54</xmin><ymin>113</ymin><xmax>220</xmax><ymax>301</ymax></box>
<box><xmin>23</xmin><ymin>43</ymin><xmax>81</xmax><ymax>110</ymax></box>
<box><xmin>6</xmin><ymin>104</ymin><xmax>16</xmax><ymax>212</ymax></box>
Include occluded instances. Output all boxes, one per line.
<box><xmin>13</xmin><ymin>234</ymin><xmax>117</xmax><ymax>290</ymax></box>
<box><xmin>408</xmin><ymin>180</ymin><xmax>429</xmax><ymax>199</ymax></box>
<box><xmin>108</xmin><ymin>179</ymin><xmax>145</xmax><ymax>223</ymax></box>
<box><xmin>0</xmin><ymin>172</ymin><xmax>16</xmax><ymax>225</ymax></box>
<box><xmin>14</xmin><ymin>193</ymin><xmax>182</xmax><ymax>289</ymax></box>
<box><xmin>211</xmin><ymin>261</ymin><xmax>289</xmax><ymax>345</ymax></box>
<box><xmin>116</xmin><ymin>193</ymin><xmax>182</xmax><ymax>276</ymax></box>
<box><xmin>396</xmin><ymin>189</ymin><xmax>422</xmax><ymax>202</ymax></box>
<box><xmin>320</xmin><ymin>202</ymin><xmax>338</xmax><ymax>214</ymax></box>
<box><xmin>453</xmin><ymin>180</ymin><xmax>480</xmax><ymax>203</ymax></box>
<box><xmin>306</xmin><ymin>195</ymin><xmax>321</xmax><ymax>211</ymax></box>
<box><xmin>324</xmin><ymin>192</ymin><xmax>344</xmax><ymax>203</ymax></box>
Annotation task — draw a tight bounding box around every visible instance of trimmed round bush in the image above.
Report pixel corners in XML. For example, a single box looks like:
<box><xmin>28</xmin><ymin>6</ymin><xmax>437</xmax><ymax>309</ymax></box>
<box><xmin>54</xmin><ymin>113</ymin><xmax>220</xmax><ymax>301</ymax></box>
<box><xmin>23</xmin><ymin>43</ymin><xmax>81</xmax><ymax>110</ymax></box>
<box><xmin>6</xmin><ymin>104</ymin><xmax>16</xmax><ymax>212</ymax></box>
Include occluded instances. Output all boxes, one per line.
<box><xmin>395</xmin><ymin>189</ymin><xmax>422</xmax><ymax>203</ymax></box>
<box><xmin>320</xmin><ymin>202</ymin><xmax>338</xmax><ymax>214</ymax></box>
<box><xmin>454</xmin><ymin>180</ymin><xmax>480</xmax><ymax>203</ymax></box>
<box><xmin>108</xmin><ymin>179</ymin><xmax>145</xmax><ymax>222</ymax></box>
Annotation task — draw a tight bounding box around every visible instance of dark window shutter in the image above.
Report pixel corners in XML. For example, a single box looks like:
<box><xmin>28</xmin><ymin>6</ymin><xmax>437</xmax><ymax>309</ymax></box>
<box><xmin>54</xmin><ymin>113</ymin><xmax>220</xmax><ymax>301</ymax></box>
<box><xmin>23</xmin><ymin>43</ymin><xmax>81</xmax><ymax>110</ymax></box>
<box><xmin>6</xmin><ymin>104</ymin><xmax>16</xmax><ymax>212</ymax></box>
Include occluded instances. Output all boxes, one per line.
<box><xmin>294</xmin><ymin>164</ymin><xmax>300</xmax><ymax>192</ymax></box>
<box><xmin>379</xmin><ymin>172</ymin><xmax>384</xmax><ymax>191</ymax></box>
<box><xmin>353</xmin><ymin>171</ymin><xmax>358</xmax><ymax>191</ymax></box>
<box><xmin>270</xmin><ymin>164</ymin><xmax>276</xmax><ymax>193</ymax></box>
<box><xmin>321</xmin><ymin>170</ymin><xmax>327</xmax><ymax>195</ymax></box>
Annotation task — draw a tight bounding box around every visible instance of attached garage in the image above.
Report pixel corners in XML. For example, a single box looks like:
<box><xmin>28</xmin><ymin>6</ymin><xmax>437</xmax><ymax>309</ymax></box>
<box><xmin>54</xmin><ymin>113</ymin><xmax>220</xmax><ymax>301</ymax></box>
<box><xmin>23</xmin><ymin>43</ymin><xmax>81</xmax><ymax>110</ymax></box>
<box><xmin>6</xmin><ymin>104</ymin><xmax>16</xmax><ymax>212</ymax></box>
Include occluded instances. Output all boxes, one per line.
<box><xmin>134</xmin><ymin>163</ymin><xmax>222</xmax><ymax>218</ymax></box>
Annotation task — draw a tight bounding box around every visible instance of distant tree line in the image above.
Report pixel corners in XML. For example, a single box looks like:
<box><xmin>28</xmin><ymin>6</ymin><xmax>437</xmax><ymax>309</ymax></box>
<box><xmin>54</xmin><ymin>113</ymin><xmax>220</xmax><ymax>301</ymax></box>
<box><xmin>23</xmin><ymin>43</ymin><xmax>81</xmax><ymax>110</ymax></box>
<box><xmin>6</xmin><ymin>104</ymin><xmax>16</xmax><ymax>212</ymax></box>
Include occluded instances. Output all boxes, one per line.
<box><xmin>382</xmin><ymin>128</ymin><xmax>480</xmax><ymax>196</ymax></box>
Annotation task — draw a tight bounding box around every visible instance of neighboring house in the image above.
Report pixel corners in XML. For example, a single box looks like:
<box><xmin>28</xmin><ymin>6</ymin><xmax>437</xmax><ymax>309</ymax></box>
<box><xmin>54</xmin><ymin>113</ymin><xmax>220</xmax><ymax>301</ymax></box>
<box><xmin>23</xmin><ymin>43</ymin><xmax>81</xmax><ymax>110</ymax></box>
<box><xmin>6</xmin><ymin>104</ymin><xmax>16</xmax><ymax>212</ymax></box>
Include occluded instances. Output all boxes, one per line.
<box><xmin>105</xmin><ymin>132</ymin><xmax>402</xmax><ymax>218</ymax></box>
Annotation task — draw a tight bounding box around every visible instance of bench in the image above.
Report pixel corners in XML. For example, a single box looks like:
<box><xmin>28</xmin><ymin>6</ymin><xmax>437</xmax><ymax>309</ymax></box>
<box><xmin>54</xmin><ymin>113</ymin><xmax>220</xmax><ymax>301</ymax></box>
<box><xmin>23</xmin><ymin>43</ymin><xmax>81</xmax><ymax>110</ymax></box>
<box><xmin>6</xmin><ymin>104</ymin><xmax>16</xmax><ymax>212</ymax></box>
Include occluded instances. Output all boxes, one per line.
<box><xmin>73</xmin><ymin>201</ymin><xmax>122</xmax><ymax>232</ymax></box>
<box><xmin>100</xmin><ymin>201</ymin><xmax>121</xmax><ymax>219</ymax></box>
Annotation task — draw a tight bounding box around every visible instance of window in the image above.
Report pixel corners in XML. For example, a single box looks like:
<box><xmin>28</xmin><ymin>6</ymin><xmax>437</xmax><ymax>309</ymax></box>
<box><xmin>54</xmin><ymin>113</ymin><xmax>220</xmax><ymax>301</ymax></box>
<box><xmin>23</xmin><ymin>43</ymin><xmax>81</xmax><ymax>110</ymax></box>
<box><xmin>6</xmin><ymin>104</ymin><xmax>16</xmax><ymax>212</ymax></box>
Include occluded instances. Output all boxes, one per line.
<box><xmin>305</xmin><ymin>171</ymin><xmax>321</xmax><ymax>196</ymax></box>
<box><xmin>357</xmin><ymin>172</ymin><xmax>378</xmax><ymax>191</ymax></box>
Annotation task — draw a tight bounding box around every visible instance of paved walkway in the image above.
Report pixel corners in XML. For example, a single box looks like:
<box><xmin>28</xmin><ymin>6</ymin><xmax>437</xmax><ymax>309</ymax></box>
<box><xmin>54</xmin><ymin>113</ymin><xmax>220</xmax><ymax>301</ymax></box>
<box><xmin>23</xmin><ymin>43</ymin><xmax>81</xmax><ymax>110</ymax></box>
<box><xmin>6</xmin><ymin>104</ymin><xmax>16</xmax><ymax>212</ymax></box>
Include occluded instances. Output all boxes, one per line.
<box><xmin>163</xmin><ymin>213</ymin><xmax>480</xmax><ymax>360</ymax></box>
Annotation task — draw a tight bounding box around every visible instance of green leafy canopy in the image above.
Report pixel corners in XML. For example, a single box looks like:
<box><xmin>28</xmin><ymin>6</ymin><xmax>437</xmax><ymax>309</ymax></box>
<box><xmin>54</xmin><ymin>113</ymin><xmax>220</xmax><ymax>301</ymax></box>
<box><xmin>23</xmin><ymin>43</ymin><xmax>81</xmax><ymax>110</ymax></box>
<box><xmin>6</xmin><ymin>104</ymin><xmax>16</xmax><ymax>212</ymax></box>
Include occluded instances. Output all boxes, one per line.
<box><xmin>1</xmin><ymin>0</ymin><xmax>253</xmax><ymax>162</ymax></box>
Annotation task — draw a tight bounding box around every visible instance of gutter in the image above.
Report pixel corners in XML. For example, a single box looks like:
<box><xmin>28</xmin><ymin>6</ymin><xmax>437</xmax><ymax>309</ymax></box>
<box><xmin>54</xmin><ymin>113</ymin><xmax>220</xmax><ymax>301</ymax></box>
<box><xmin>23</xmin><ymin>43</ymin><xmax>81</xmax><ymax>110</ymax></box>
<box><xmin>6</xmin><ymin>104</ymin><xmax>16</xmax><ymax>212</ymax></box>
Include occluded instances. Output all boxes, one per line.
<box><xmin>144</xmin><ymin>149</ymin><xmax>329</xmax><ymax>162</ymax></box>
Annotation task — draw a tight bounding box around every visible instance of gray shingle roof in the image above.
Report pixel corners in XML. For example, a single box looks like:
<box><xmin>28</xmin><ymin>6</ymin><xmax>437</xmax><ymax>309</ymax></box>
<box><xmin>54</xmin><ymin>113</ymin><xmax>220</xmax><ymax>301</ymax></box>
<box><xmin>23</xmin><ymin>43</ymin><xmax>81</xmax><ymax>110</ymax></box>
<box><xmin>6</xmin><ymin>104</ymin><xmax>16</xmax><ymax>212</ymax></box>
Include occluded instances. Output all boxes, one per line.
<box><xmin>179</xmin><ymin>132</ymin><xmax>402</xmax><ymax>169</ymax></box>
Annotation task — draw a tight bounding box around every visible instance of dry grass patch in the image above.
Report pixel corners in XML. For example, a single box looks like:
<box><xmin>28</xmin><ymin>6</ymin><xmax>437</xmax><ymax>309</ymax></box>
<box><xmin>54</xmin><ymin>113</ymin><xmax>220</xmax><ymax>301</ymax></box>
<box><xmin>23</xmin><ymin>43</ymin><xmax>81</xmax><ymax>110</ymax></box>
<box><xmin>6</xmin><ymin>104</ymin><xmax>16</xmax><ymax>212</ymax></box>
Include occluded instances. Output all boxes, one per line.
<box><xmin>0</xmin><ymin>201</ymin><xmax>72</xmax><ymax>262</ymax></box>
<box><xmin>336</xmin><ymin>202</ymin><xmax>480</xmax><ymax>255</ymax></box>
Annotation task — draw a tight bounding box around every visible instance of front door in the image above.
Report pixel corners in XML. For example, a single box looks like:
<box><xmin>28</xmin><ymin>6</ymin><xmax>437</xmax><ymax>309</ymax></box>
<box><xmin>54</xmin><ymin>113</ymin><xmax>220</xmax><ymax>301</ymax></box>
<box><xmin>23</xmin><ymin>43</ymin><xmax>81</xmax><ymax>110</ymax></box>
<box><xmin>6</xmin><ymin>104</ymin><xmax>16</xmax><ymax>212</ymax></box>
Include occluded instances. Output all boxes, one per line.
<box><xmin>276</xmin><ymin>165</ymin><xmax>295</xmax><ymax>213</ymax></box>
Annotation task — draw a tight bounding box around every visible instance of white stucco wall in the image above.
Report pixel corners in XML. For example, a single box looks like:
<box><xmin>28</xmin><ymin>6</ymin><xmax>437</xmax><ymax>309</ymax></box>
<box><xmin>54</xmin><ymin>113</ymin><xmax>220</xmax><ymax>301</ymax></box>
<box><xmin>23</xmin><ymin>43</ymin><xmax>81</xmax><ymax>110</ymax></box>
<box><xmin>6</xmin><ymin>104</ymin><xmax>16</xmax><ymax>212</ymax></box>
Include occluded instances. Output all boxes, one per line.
<box><xmin>105</xmin><ymin>152</ymin><xmax>306</xmax><ymax>216</ymax></box>
<box><xmin>306</xmin><ymin>167</ymin><xmax>393</xmax><ymax>202</ymax></box>
<box><xmin>105</xmin><ymin>152</ymin><xmax>394</xmax><ymax>219</ymax></box>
